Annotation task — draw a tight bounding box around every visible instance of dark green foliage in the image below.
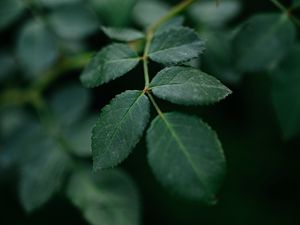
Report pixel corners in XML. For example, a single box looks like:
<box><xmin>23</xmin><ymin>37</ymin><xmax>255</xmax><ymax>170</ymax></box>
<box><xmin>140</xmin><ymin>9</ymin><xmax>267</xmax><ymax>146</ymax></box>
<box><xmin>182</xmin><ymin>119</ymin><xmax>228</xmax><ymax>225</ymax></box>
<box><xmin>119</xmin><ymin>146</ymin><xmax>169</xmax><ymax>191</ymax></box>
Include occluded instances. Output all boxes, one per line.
<box><xmin>1</xmin><ymin>0</ymin><xmax>300</xmax><ymax>225</ymax></box>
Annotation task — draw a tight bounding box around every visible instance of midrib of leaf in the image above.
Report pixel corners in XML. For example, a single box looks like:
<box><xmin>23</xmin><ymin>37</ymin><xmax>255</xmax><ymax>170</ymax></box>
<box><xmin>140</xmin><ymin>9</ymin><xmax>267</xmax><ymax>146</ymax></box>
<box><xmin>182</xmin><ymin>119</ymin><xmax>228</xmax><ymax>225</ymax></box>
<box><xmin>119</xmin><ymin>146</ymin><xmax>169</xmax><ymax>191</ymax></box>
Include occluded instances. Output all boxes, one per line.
<box><xmin>104</xmin><ymin>57</ymin><xmax>141</xmax><ymax>65</ymax></box>
<box><xmin>158</xmin><ymin>112</ymin><xmax>210</xmax><ymax>194</ymax></box>
<box><xmin>104</xmin><ymin>92</ymin><xmax>144</xmax><ymax>151</ymax></box>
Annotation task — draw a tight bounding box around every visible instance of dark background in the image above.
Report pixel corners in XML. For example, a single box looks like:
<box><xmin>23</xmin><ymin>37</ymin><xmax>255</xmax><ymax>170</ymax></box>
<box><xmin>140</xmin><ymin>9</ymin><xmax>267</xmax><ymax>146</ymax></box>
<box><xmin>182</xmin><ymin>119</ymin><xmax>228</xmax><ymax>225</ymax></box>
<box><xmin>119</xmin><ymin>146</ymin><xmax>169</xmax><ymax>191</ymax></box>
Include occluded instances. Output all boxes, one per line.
<box><xmin>1</xmin><ymin>0</ymin><xmax>300</xmax><ymax>225</ymax></box>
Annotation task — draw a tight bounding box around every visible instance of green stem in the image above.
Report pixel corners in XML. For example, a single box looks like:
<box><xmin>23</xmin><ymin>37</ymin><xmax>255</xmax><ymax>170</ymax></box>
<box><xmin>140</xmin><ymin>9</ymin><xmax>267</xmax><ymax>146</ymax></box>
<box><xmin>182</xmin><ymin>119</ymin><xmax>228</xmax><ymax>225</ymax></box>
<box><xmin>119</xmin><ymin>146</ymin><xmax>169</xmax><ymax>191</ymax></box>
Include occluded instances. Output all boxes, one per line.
<box><xmin>142</xmin><ymin>0</ymin><xmax>195</xmax><ymax>88</ymax></box>
<box><xmin>148</xmin><ymin>0</ymin><xmax>195</xmax><ymax>32</ymax></box>
<box><xmin>147</xmin><ymin>93</ymin><xmax>164</xmax><ymax>117</ymax></box>
<box><xmin>269</xmin><ymin>0</ymin><xmax>287</xmax><ymax>12</ymax></box>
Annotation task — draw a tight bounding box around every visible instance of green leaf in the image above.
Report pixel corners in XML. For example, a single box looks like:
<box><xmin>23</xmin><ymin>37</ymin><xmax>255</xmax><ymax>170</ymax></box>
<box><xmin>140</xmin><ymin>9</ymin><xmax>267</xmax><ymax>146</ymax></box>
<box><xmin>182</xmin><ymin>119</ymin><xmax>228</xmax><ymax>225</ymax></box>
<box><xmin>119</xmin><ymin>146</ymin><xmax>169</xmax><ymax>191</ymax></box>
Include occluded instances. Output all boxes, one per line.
<box><xmin>189</xmin><ymin>0</ymin><xmax>241</xmax><ymax>28</ymax></box>
<box><xmin>271</xmin><ymin>45</ymin><xmax>300</xmax><ymax>139</ymax></box>
<box><xmin>39</xmin><ymin>0</ymin><xmax>80</xmax><ymax>7</ymax></box>
<box><xmin>0</xmin><ymin>0</ymin><xmax>25</xmax><ymax>30</ymax></box>
<box><xmin>293</xmin><ymin>0</ymin><xmax>300</xmax><ymax>8</ymax></box>
<box><xmin>201</xmin><ymin>31</ymin><xmax>241</xmax><ymax>84</ymax></box>
<box><xmin>66</xmin><ymin>116</ymin><xmax>97</xmax><ymax>157</ymax></box>
<box><xmin>233</xmin><ymin>13</ymin><xmax>296</xmax><ymax>73</ymax></box>
<box><xmin>147</xmin><ymin>112</ymin><xmax>226</xmax><ymax>204</ymax></box>
<box><xmin>0</xmin><ymin>51</ymin><xmax>16</xmax><ymax>81</ymax></box>
<box><xmin>92</xmin><ymin>90</ymin><xmax>150</xmax><ymax>170</ymax></box>
<box><xmin>49</xmin><ymin>84</ymin><xmax>90</xmax><ymax>126</ymax></box>
<box><xmin>101</xmin><ymin>26</ymin><xmax>145</xmax><ymax>42</ymax></box>
<box><xmin>155</xmin><ymin>16</ymin><xmax>184</xmax><ymax>35</ymax></box>
<box><xmin>149</xmin><ymin>66</ymin><xmax>231</xmax><ymax>105</ymax></box>
<box><xmin>19</xmin><ymin>133</ymin><xmax>72</xmax><ymax>212</ymax></box>
<box><xmin>133</xmin><ymin>0</ymin><xmax>170</xmax><ymax>28</ymax></box>
<box><xmin>90</xmin><ymin>0</ymin><xmax>136</xmax><ymax>26</ymax></box>
<box><xmin>149</xmin><ymin>27</ymin><xmax>204</xmax><ymax>65</ymax></box>
<box><xmin>16</xmin><ymin>20</ymin><xmax>59</xmax><ymax>78</ymax></box>
<box><xmin>80</xmin><ymin>44</ymin><xmax>140</xmax><ymax>88</ymax></box>
<box><xmin>67</xmin><ymin>167</ymin><xmax>140</xmax><ymax>225</ymax></box>
<box><xmin>48</xmin><ymin>4</ymin><xmax>99</xmax><ymax>40</ymax></box>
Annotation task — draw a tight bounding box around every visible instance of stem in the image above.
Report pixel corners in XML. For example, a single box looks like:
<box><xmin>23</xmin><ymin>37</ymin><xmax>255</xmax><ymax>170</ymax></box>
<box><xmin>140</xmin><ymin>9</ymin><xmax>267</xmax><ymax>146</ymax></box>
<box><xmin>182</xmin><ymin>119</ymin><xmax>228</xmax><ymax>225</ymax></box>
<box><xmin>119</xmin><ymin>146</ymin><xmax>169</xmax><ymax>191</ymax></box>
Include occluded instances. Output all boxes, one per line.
<box><xmin>269</xmin><ymin>0</ymin><xmax>287</xmax><ymax>12</ymax></box>
<box><xmin>147</xmin><ymin>93</ymin><xmax>164</xmax><ymax>117</ymax></box>
<box><xmin>148</xmin><ymin>0</ymin><xmax>196</xmax><ymax>32</ymax></box>
<box><xmin>142</xmin><ymin>0</ymin><xmax>195</xmax><ymax>87</ymax></box>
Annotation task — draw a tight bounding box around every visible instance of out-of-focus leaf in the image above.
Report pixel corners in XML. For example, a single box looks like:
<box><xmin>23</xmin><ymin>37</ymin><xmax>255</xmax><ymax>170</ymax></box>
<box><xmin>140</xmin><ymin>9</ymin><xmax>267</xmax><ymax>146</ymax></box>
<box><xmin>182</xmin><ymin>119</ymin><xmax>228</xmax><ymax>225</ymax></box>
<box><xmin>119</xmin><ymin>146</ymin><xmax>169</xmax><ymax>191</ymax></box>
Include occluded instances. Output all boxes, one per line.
<box><xmin>48</xmin><ymin>4</ymin><xmax>99</xmax><ymax>40</ymax></box>
<box><xmin>233</xmin><ymin>13</ymin><xmax>296</xmax><ymax>73</ymax></box>
<box><xmin>49</xmin><ymin>84</ymin><xmax>90</xmax><ymax>127</ymax></box>
<box><xmin>67</xmin><ymin>167</ymin><xmax>140</xmax><ymax>225</ymax></box>
<box><xmin>271</xmin><ymin>45</ymin><xmax>300</xmax><ymax>139</ymax></box>
<box><xmin>16</xmin><ymin>20</ymin><xmax>59</xmax><ymax>78</ymax></box>
<box><xmin>66</xmin><ymin>116</ymin><xmax>97</xmax><ymax>157</ymax></box>
<box><xmin>0</xmin><ymin>51</ymin><xmax>16</xmax><ymax>81</ymax></box>
<box><xmin>149</xmin><ymin>27</ymin><xmax>204</xmax><ymax>65</ymax></box>
<box><xmin>90</xmin><ymin>0</ymin><xmax>136</xmax><ymax>26</ymax></box>
<box><xmin>189</xmin><ymin>0</ymin><xmax>241</xmax><ymax>28</ymax></box>
<box><xmin>201</xmin><ymin>31</ymin><xmax>241</xmax><ymax>84</ymax></box>
<box><xmin>147</xmin><ymin>112</ymin><xmax>226</xmax><ymax>204</ymax></box>
<box><xmin>0</xmin><ymin>0</ymin><xmax>26</xmax><ymax>30</ymax></box>
<box><xmin>133</xmin><ymin>0</ymin><xmax>170</xmax><ymax>28</ymax></box>
<box><xmin>80</xmin><ymin>44</ymin><xmax>140</xmax><ymax>88</ymax></box>
<box><xmin>39</xmin><ymin>0</ymin><xmax>80</xmax><ymax>7</ymax></box>
<box><xmin>19</xmin><ymin>136</ymin><xmax>72</xmax><ymax>213</ymax></box>
<box><xmin>92</xmin><ymin>91</ymin><xmax>150</xmax><ymax>170</ymax></box>
<box><xmin>149</xmin><ymin>66</ymin><xmax>231</xmax><ymax>105</ymax></box>
<box><xmin>101</xmin><ymin>27</ymin><xmax>144</xmax><ymax>42</ymax></box>
<box><xmin>155</xmin><ymin>16</ymin><xmax>184</xmax><ymax>35</ymax></box>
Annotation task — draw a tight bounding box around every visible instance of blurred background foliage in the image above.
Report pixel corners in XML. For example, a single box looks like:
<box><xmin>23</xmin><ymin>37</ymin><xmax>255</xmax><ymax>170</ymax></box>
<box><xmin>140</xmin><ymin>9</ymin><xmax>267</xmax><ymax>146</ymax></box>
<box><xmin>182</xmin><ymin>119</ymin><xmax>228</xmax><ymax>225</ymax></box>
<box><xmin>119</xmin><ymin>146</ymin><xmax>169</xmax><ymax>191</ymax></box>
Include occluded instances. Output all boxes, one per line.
<box><xmin>0</xmin><ymin>0</ymin><xmax>300</xmax><ymax>225</ymax></box>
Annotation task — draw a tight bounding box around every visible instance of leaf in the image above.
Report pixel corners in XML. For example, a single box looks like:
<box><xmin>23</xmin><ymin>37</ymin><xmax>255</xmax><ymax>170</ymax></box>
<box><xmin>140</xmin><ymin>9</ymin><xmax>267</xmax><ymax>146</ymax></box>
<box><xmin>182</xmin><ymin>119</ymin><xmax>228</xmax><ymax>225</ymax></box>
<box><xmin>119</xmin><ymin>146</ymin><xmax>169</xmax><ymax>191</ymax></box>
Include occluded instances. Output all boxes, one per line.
<box><xmin>201</xmin><ymin>31</ymin><xmax>241</xmax><ymax>84</ymax></box>
<box><xmin>48</xmin><ymin>4</ymin><xmax>99</xmax><ymax>40</ymax></box>
<box><xmin>271</xmin><ymin>45</ymin><xmax>300</xmax><ymax>139</ymax></box>
<box><xmin>133</xmin><ymin>0</ymin><xmax>170</xmax><ymax>28</ymax></box>
<box><xmin>39</xmin><ymin>0</ymin><xmax>81</xmax><ymax>7</ymax></box>
<box><xmin>49</xmin><ymin>84</ymin><xmax>90</xmax><ymax>126</ymax></box>
<box><xmin>293</xmin><ymin>0</ymin><xmax>300</xmax><ymax>8</ymax></box>
<box><xmin>189</xmin><ymin>0</ymin><xmax>241</xmax><ymax>28</ymax></box>
<box><xmin>92</xmin><ymin>90</ymin><xmax>150</xmax><ymax>170</ymax></box>
<box><xmin>90</xmin><ymin>0</ymin><xmax>136</xmax><ymax>26</ymax></box>
<box><xmin>66</xmin><ymin>116</ymin><xmax>97</xmax><ymax>157</ymax></box>
<box><xmin>80</xmin><ymin>44</ymin><xmax>140</xmax><ymax>88</ymax></box>
<box><xmin>0</xmin><ymin>0</ymin><xmax>25</xmax><ymax>30</ymax></box>
<box><xmin>147</xmin><ymin>112</ymin><xmax>226</xmax><ymax>204</ymax></box>
<box><xmin>18</xmin><ymin>132</ymin><xmax>72</xmax><ymax>212</ymax></box>
<box><xmin>149</xmin><ymin>27</ymin><xmax>204</xmax><ymax>65</ymax></box>
<box><xmin>16</xmin><ymin>20</ymin><xmax>59</xmax><ymax>78</ymax></box>
<box><xmin>155</xmin><ymin>16</ymin><xmax>184</xmax><ymax>35</ymax></box>
<box><xmin>0</xmin><ymin>51</ymin><xmax>16</xmax><ymax>81</ymax></box>
<box><xmin>233</xmin><ymin>13</ymin><xmax>296</xmax><ymax>73</ymax></box>
<box><xmin>101</xmin><ymin>26</ymin><xmax>145</xmax><ymax>42</ymax></box>
<box><xmin>149</xmin><ymin>66</ymin><xmax>231</xmax><ymax>105</ymax></box>
<box><xmin>66</xmin><ymin>167</ymin><xmax>140</xmax><ymax>225</ymax></box>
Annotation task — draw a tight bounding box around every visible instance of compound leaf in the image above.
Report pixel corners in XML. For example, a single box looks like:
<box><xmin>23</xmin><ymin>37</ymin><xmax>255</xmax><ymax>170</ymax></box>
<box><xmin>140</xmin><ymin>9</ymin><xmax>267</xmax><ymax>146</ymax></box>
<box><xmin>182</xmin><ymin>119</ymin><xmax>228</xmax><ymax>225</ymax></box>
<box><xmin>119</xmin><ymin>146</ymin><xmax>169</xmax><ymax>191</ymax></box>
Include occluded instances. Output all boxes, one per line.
<box><xmin>147</xmin><ymin>112</ymin><xmax>226</xmax><ymax>204</ymax></box>
<box><xmin>150</xmin><ymin>66</ymin><xmax>231</xmax><ymax>105</ymax></box>
<box><xmin>149</xmin><ymin>27</ymin><xmax>204</xmax><ymax>65</ymax></box>
<box><xmin>271</xmin><ymin>45</ymin><xmax>300</xmax><ymax>139</ymax></box>
<box><xmin>102</xmin><ymin>26</ymin><xmax>144</xmax><ymax>42</ymax></box>
<box><xmin>233</xmin><ymin>13</ymin><xmax>296</xmax><ymax>72</ymax></box>
<box><xmin>80</xmin><ymin>44</ymin><xmax>140</xmax><ymax>88</ymax></box>
<box><xmin>92</xmin><ymin>90</ymin><xmax>150</xmax><ymax>170</ymax></box>
<box><xmin>67</xmin><ymin>167</ymin><xmax>140</xmax><ymax>225</ymax></box>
